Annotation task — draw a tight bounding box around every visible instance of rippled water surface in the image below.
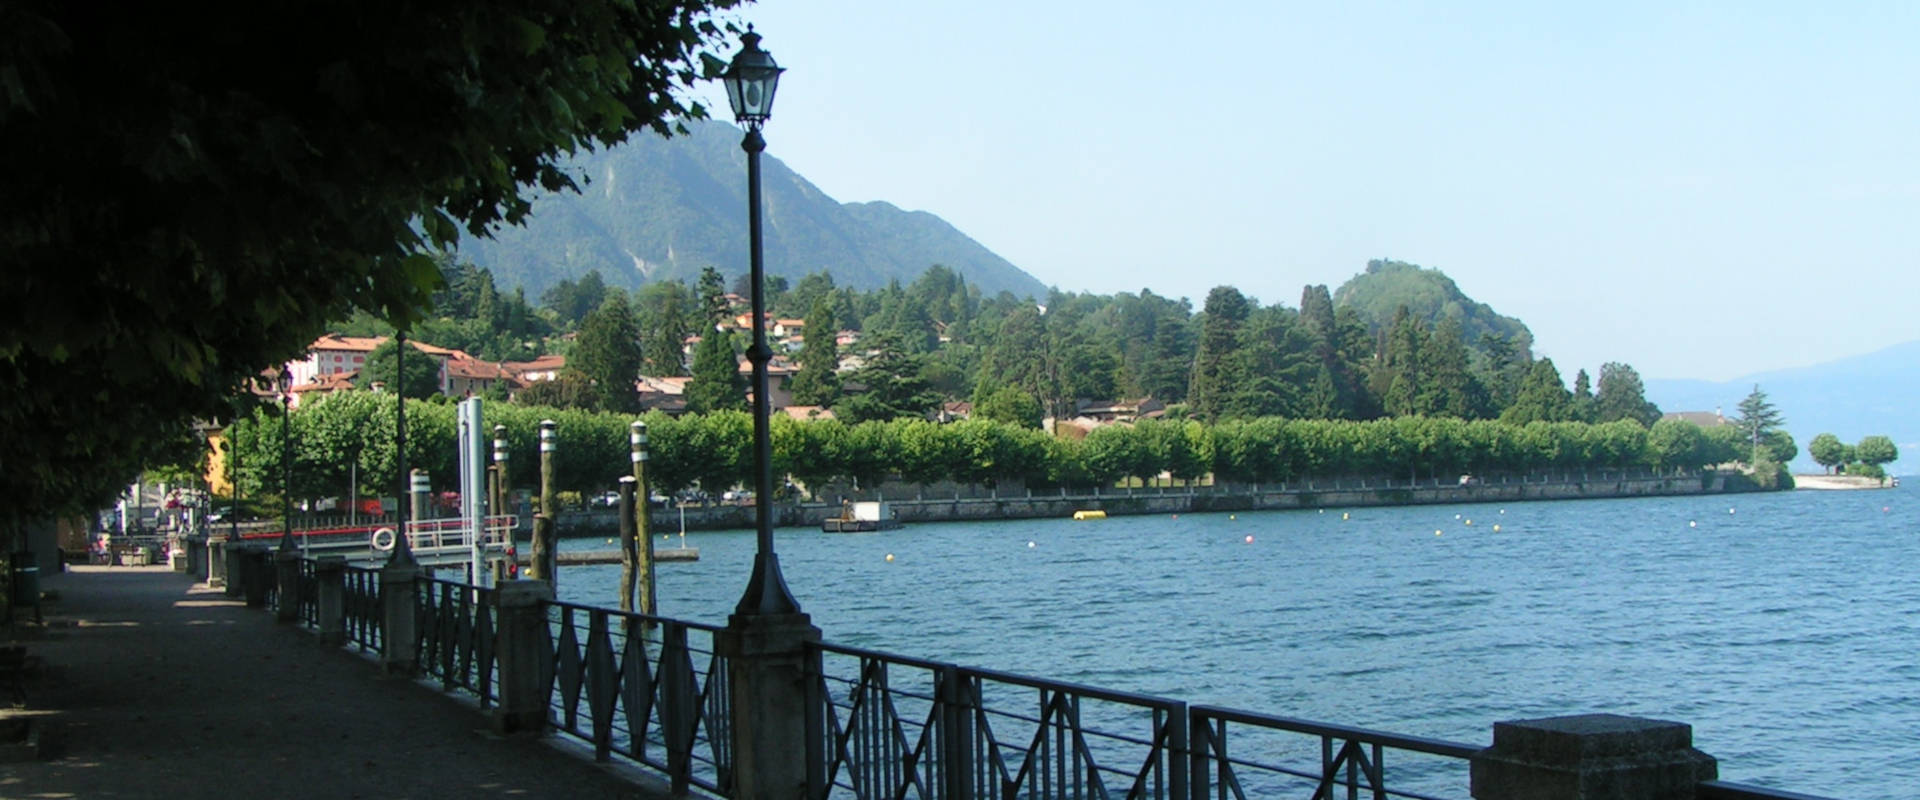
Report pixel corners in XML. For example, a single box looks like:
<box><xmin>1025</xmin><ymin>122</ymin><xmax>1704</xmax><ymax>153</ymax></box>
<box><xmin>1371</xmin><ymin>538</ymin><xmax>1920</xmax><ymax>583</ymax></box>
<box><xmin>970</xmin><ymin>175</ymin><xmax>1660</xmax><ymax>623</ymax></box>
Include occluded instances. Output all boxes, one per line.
<box><xmin>558</xmin><ymin>486</ymin><xmax>1920</xmax><ymax>798</ymax></box>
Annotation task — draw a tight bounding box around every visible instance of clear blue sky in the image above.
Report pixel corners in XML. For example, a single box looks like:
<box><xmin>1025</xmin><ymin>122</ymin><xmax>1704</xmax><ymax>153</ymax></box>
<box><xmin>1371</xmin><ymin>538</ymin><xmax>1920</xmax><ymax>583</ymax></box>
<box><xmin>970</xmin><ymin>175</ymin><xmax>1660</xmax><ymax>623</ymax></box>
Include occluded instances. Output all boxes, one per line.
<box><xmin>691</xmin><ymin>1</ymin><xmax>1919</xmax><ymax>381</ymax></box>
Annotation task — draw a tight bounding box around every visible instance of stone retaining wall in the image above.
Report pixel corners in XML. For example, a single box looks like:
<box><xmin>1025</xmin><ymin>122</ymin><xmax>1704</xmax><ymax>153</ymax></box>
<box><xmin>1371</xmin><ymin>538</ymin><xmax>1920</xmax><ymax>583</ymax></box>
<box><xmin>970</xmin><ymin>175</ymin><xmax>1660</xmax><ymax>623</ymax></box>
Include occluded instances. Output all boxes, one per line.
<box><xmin>556</xmin><ymin>472</ymin><xmax>1752</xmax><ymax>535</ymax></box>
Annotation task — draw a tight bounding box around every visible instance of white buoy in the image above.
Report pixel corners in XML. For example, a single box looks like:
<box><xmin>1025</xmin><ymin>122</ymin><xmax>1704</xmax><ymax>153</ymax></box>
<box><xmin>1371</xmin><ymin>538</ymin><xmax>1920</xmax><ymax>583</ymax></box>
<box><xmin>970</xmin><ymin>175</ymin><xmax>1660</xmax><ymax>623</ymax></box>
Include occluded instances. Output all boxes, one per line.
<box><xmin>1342</xmin><ymin>512</ymin><xmax>1350</xmax><ymax>520</ymax></box>
<box><xmin>1027</xmin><ymin>541</ymin><xmax>1036</xmax><ymax>548</ymax></box>
<box><xmin>1229</xmin><ymin>514</ymin><xmax>1236</xmax><ymax>520</ymax></box>
<box><xmin>885</xmin><ymin>553</ymin><xmax>895</xmax><ymax>562</ymax></box>
<box><xmin>1499</xmin><ymin>509</ymin><xmax>1506</xmax><ymax>515</ymax></box>
<box><xmin>1244</xmin><ymin>535</ymin><xmax>1254</xmax><ymax>544</ymax></box>
<box><xmin>1689</xmin><ymin>520</ymin><xmax>1697</xmax><ymax>528</ymax></box>
<box><xmin>1454</xmin><ymin>514</ymin><xmax>1462</xmax><ymax>519</ymax></box>
<box><xmin>1492</xmin><ymin>524</ymin><xmax>1501</xmax><ymax>532</ymax></box>
<box><xmin>1464</xmin><ymin>519</ymin><xmax>1472</xmax><ymax>526</ymax></box>
<box><xmin>1729</xmin><ymin>508</ymin><xmax>1736</xmax><ymax>515</ymax></box>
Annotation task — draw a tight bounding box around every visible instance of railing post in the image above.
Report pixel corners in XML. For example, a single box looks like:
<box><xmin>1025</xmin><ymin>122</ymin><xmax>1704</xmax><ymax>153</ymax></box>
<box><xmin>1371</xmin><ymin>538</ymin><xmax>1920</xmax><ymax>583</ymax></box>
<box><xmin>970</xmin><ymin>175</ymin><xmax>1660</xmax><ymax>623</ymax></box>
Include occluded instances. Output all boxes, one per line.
<box><xmin>315</xmin><ymin>556</ymin><xmax>347</xmax><ymax>647</ymax></box>
<box><xmin>491</xmin><ymin>579</ymin><xmax>555</xmax><ymax>734</ymax></box>
<box><xmin>938</xmin><ymin>667</ymin><xmax>975</xmax><ymax>800</ymax></box>
<box><xmin>208</xmin><ymin>533</ymin><xmax>230</xmax><ymax>590</ymax></box>
<box><xmin>660</xmin><ymin>623</ymin><xmax>695</xmax><ymax>795</ymax></box>
<box><xmin>379</xmin><ymin>561</ymin><xmax>420</xmax><ymax>675</ymax></box>
<box><xmin>274</xmin><ymin>550</ymin><xmax>301</xmax><ymax>622</ymax></box>
<box><xmin>717</xmin><ymin>612</ymin><xmax>822</xmax><ymax>800</ymax></box>
<box><xmin>1470</xmin><ymin>714</ymin><xmax>1717</xmax><ymax>800</ymax></box>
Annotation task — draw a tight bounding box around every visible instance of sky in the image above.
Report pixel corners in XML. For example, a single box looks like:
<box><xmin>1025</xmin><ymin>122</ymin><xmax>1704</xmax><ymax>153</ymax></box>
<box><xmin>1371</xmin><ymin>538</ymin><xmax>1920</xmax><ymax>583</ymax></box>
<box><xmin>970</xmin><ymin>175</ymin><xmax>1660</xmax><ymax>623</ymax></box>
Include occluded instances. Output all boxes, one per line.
<box><xmin>689</xmin><ymin>1</ymin><xmax>1919</xmax><ymax>382</ymax></box>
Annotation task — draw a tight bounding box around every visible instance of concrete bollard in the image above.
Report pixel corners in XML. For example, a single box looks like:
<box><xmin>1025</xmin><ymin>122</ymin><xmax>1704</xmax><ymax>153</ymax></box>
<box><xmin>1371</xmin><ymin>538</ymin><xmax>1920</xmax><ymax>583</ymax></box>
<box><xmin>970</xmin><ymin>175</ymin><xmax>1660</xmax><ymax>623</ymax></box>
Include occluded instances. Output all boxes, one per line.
<box><xmin>314</xmin><ymin>556</ymin><xmax>347</xmax><ymax>647</ymax></box>
<box><xmin>240</xmin><ymin>547</ymin><xmax>272</xmax><ymax>608</ymax></box>
<box><xmin>717</xmin><ymin>612</ymin><xmax>823</xmax><ymax>799</ymax></box>
<box><xmin>1470</xmin><ymin>713</ymin><xmax>1717</xmax><ymax>800</ymax></box>
<box><xmin>274</xmin><ymin>550</ymin><xmax>301</xmax><ymax>622</ymax></box>
<box><xmin>492</xmin><ymin>580</ymin><xmax>556</xmax><ymax>734</ymax></box>
<box><xmin>379</xmin><ymin>561</ymin><xmax>420</xmax><ymax>675</ymax></box>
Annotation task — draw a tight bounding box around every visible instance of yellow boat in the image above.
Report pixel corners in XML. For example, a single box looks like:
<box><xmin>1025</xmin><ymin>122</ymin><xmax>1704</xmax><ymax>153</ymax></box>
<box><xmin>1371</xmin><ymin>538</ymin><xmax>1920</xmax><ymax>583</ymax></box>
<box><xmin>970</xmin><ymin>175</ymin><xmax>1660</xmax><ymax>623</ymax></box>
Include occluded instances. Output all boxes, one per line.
<box><xmin>1072</xmin><ymin>510</ymin><xmax>1107</xmax><ymax>520</ymax></box>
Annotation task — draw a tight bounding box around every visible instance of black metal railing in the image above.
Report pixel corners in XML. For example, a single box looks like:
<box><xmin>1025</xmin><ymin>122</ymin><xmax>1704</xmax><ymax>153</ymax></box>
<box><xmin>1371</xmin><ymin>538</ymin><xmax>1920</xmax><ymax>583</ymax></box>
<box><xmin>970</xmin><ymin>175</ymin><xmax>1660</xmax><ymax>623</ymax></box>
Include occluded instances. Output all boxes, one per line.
<box><xmin>342</xmin><ymin>564</ymin><xmax>383</xmax><ymax>652</ymax></box>
<box><xmin>814</xmin><ymin>642</ymin><xmax>1198</xmax><ymax>800</ymax></box>
<box><xmin>1189</xmin><ymin>705</ymin><xmax>1476</xmax><ymax>800</ymax></box>
<box><xmin>1698</xmin><ymin>781</ymin><xmax>1836</xmax><ymax>800</ymax></box>
<box><xmin>417</xmin><ymin>575</ymin><xmax>498</xmax><ymax>707</ymax></box>
<box><xmin>546</xmin><ymin>601</ymin><xmax>734</xmax><ymax>796</ymax></box>
<box><xmin>297</xmin><ymin>558</ymin><xmax>318</xmax><ymax>626</ymax></box>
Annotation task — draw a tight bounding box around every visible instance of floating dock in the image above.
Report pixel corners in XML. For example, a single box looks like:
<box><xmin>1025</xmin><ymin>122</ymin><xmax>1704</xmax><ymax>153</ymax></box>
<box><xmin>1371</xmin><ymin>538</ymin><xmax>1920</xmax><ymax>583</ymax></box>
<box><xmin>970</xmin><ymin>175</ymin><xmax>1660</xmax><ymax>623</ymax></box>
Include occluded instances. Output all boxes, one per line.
<box><xmin>526</xmin><ymin>547</ymin><xmax>699</xmax><ymax>566</ymax></box>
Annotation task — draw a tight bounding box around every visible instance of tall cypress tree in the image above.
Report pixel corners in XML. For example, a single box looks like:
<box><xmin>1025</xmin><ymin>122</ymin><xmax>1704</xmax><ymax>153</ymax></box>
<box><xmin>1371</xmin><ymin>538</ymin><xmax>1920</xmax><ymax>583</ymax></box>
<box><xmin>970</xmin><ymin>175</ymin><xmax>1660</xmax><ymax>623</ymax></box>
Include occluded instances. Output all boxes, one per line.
<box><xmin>570</xmin><ymin>293</ymin><xmax>643</xmax><ymax>413</ymax></box>
<box><xmin>1188</xmin><ymin>286</ymin><xmax>1251</xmax><ymax>421</ymax></box>
<box><xmin>790</xmin><ymin>298</ymin><xmax>841</xmax><ymax>406</ymax></box>
<box><xmin>685</xmin><ymin>330</ymin><xmax>745</xmax><ymax>414</ymax></box>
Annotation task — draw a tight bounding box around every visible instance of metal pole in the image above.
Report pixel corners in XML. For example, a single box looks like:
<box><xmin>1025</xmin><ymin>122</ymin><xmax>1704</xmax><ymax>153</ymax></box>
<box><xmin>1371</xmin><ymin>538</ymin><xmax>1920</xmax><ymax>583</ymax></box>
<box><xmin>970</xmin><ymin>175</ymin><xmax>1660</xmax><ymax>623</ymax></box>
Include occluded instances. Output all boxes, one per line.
<box><xmin>733</xmin><ymin>126</ymin><xmax>801</xmax><ymax>618</ymax></box>
<box><xmin>394</xmin><ymin>330</ymin><xmax>412</xmax><ymax>564</ymax></box>
<box><xmin>279</xmin><ymin>388</ymin><xmax>293</xmax><ymax>555</ymax></box>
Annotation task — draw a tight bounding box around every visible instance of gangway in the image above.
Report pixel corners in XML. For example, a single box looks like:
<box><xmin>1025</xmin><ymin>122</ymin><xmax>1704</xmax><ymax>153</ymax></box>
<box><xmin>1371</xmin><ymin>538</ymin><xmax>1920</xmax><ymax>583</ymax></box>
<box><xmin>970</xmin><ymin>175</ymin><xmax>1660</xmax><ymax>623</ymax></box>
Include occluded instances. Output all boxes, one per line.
<box><xmin>236</xmin><ymin>515</ymin><xmax>519</xmax><ymax>571</ymax></box>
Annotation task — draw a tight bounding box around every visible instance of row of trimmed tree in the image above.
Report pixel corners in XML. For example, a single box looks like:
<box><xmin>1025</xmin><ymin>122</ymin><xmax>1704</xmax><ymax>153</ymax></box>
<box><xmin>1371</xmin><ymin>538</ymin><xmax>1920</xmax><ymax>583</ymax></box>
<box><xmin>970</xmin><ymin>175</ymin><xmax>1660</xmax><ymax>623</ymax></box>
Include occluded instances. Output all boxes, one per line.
<box><xmin>223</xmin><ymin>393</ymin><xmax>1765</xmax><ymax>507</ymax></box>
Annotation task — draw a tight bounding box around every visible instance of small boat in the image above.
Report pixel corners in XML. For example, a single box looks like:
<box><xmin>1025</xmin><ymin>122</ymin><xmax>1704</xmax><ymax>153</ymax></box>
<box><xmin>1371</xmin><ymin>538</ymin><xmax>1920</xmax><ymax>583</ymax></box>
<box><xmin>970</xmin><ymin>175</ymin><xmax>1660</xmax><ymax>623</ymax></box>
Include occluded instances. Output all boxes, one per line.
<box><xmin>824</xmin><ymin>501</ymin><xmax>902</xmax><ymax>532</ymax></box>
<box><xmin>1072</xmin><ymin>510</ymin><xmax>1107</xmax><ymax>520</ymax></box>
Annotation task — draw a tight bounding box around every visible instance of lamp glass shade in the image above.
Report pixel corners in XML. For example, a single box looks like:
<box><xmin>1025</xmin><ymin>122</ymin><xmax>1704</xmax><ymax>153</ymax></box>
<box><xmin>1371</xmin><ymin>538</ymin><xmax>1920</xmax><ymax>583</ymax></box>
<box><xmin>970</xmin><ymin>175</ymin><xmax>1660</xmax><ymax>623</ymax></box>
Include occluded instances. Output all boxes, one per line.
<box><xmin>722</xmin><ymin>32</ymin><xmax>783</xmax><ymax>123</ymax></box>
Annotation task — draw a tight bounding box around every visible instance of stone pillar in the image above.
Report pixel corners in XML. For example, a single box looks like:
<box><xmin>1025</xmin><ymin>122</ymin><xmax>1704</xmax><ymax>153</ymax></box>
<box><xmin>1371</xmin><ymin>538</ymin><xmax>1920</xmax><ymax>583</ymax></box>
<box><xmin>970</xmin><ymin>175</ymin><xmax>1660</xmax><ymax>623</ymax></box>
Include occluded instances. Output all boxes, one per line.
<box><xmin>492</xmin><ymin>580</ymin><xmax>555</xmax><ymax>734</ymax></box>
<box><xmin>274</xmin><ymin>550</ymin><xmax>301</xmax><ymax>622</ymax></box>
<box><xmin>240</xmin><ymin>547</ymin><xmax>271</xmax><ymax>608</ymax></box>
<box><xmin>379</xmin><ymin>561</ymin><xmax>421</xmax><ymax>675</ymax></box>
<box><xmin>717</xmin><ymin>612</ymin><xmax>823</xmax><ymax>800</ymax></box>
<box><xmin>314</xmin><ymin>556</ymin><xmax>347</xmax><ymax>647</ymax></box>
<box><xmin>208</xmin><ymin>534</ymin><xmax>230</xmax><ymax>590</ymax></box>
<box><xmin>1471</xmin><ymin>714</ymin><xmax>1717</xmax><ymax>800</ymax></box>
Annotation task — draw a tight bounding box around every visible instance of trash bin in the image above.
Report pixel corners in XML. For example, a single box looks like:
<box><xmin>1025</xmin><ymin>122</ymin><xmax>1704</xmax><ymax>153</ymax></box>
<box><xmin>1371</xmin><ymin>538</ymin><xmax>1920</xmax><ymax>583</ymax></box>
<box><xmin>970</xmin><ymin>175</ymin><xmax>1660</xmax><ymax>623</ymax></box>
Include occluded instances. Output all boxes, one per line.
<box><xmin>10</xmin><ymin>551</ymin><xmax>39</xmax><ymax>606</ymax></box>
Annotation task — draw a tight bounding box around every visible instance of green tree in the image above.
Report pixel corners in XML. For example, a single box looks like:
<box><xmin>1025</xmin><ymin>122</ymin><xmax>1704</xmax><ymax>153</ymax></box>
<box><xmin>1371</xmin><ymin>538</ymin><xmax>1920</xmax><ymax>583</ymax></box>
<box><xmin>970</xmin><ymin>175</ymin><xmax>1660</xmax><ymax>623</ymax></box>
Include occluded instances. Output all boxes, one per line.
<box><xmin>685</xmin><ymin>330</ymin><xmax>745</xmax><ymax>414</ymax></box>
<box><xmin>1500</xmin><ymin>358</ymin><xmax>1572</xmax><ymax>425</ymax></box>
<box><xmin>1855</xmin><ymin>435</ymin><xmax>1899</xmax><ymax>472</ymax></box>
<box><xmin>570</xmin><ymin>293</ymin><xmax>643</xmax><ymax>413</ymax></box>
<box><xmin>1594</xmin><ymin>362</ymin><xmax>1660</xmax><ymax>427</ymax></box>
<box><xmin>789</xmin><ymin>298</ymin><xmax>841</xmax><ymax>406</ymax></box>
<box><xmin>0</xmin><ymin>1</ymin><xmax>740</xmax><ymax>535</ymax></box>
<box><xmin>836</xmin><ymin>333</ymin><xmax>943</xmax><ymax>424</ymax></box>
<box><xmin>698</xmin><ymin>266</ymin><xmax>731</xmax><ymax>326</ymax></box>
<box><xmin>515</xmin><ymin>372</ymin><xmax>598</xmax><ymax>410</ymax></box>
<box><xmin>634</xmin><ymin>280</ymin><xmax>696</xmax><ymax>376</ymax></box>
<box><xmin>1733</xmin><ymin>384</ymin><xmax>1785</xmax><ymax>463</ymax></box>
<box><xmin>1808</xmin><ymin>432</ymin><xmax>1847</xmax><ymax>474</ymax></box>
<box><xmin>972</xmin><ymin>384</ymin><xmax>1043</xmax><ymax>429</ymax></box>
<box><xmin>1188</xmin><ymin>286</ymin><xmax>1252</xmax><ymax>421</ymax></box>
<box><xmin>540</xmin><ymin>270</ymin><xmax>609</xmax><ymax>327</ymax></box>
<box><xmin>357</xmin><ymin>339</ymin><xmax>442</xmax><ymax>399</ymax></box>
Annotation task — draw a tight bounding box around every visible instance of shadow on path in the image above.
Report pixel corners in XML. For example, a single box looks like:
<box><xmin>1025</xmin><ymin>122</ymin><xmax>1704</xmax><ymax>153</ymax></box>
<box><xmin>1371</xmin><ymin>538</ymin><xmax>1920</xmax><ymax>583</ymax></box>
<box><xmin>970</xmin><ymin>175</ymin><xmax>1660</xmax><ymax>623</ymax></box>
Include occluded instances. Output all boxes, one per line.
<box><xmin>0</xmin><ymin>565</ymin><xmax>670</xmax><ymax>799</ymax></box>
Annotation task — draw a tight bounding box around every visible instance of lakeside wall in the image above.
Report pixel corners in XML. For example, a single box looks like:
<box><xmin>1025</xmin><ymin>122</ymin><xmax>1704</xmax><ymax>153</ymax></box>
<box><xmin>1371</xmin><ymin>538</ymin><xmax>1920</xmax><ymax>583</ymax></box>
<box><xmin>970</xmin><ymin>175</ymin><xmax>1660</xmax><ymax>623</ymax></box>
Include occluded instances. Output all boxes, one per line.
<box><xmin>558</xmin><ymin>470</ymin><xmax>1758</xmax><ymax>535</ymax></box>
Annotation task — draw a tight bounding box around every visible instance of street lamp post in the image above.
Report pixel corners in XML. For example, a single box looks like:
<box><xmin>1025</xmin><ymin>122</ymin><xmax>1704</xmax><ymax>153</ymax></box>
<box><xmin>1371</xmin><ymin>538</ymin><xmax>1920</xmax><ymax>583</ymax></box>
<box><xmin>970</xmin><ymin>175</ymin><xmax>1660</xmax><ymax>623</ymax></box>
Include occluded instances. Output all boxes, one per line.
<box><xmin>716</xmin><ymin>30</ymin><xmax>822</xmax><ymax>799</ymax></box>
<box><xmin>724</xmin><ymin>28</ymin><xmax>801</xmax><ymax>619</ymax></box>
<box><xmin>278</xmin><ymin>368</ymin><xmax>294</xmax><ymax>555</ymax></box>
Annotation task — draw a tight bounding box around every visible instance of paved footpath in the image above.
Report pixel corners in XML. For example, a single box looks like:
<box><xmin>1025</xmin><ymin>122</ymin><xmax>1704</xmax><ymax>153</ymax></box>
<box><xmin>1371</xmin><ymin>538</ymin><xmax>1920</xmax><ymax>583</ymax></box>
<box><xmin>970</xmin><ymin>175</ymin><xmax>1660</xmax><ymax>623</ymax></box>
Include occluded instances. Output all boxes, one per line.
<box><xmin>0</xmin><ymin>565</ymin><xmax>675</xmax><ymax>799</ymax></box>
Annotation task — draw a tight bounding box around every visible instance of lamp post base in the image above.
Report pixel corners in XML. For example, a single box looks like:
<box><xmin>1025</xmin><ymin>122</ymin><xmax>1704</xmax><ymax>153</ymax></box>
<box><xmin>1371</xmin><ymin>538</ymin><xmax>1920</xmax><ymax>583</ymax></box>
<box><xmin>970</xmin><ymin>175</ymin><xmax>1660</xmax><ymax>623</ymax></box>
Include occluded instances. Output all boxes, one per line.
<box><xmin>718</xmin><ymin>610</ymin><xmax>820</xmax><ymax>800</ymax></box>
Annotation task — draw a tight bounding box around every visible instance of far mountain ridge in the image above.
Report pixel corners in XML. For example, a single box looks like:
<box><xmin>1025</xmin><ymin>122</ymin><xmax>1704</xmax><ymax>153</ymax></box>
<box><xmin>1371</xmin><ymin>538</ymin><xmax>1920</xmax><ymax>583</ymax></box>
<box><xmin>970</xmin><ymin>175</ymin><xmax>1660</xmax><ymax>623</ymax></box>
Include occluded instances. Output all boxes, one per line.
<box><xmin>453</xmin><ymin>119</ymin><xmax>1049</xmax><ymax>300</ymax></box>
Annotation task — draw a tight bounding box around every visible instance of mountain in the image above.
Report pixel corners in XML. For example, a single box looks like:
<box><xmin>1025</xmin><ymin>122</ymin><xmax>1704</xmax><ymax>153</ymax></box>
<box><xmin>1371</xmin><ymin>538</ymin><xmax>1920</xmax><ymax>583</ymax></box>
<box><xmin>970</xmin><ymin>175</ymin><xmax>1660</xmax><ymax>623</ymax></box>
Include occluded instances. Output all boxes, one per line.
<box><xmin>453</xmin><ymin>119</ymin><xmax>1048</xmax><ymax>300</ymax></box>
<box><xmin>1332</xmin><ymin>259</ymin><xmax>1534</xmax><ymax>354</ymax></box>
<box><xmin>1645</xmin><ymin>340</ymin><xmax>1920</xmax><ymax>472</ymax></box>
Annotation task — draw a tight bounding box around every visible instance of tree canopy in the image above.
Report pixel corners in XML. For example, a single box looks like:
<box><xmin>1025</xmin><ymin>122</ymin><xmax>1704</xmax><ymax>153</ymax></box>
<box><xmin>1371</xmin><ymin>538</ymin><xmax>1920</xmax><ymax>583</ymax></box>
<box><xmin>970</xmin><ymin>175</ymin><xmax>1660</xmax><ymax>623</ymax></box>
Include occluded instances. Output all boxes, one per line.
<box><xmin>0</xmin><ymin>1</ymin><xmax>741</xmax><ymax>533</ymax></box>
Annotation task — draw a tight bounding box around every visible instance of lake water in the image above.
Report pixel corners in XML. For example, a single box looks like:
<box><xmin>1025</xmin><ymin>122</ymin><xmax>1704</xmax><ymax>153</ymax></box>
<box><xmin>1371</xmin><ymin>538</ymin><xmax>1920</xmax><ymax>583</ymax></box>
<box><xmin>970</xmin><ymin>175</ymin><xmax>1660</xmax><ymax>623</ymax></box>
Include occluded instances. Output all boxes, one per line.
<box><xmin>556</xmin><ymin>486</ymin><xmax>1919</xmax><ymax>799</ymax></box>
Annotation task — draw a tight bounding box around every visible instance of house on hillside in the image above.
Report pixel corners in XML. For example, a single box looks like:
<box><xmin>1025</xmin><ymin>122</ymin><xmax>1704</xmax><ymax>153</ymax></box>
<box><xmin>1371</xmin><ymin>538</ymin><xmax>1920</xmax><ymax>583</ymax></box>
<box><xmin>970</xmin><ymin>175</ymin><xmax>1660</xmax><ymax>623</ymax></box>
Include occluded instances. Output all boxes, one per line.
<box><xmin>638</xmin><ymin>375</ymin><xmax>690</xmax><ymax>415</ymax></box>
<box><xmin>503</xmin><ymin>354</ymin><xmax>565</xmax><ymax>383</ymax></box>
<box><xmin>446</xmin><ymin>357</ymin><xmax>521</xmax><ymax>397</ymax></box>
<box><xmin>1661</xmin><ymin>410</ymin><xmax>1729</xmax><ymax>427</ymax></box>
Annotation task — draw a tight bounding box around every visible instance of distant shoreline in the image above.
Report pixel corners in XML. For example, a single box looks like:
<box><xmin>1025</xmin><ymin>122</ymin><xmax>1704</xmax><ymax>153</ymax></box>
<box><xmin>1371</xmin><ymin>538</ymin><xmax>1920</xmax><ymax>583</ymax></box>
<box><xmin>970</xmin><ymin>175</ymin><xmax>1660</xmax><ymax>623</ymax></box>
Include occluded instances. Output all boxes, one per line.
<box><xmin>1793</xmin><ymin>474</ymin><xmax>1893</xmax><ymax>490</ymax></box>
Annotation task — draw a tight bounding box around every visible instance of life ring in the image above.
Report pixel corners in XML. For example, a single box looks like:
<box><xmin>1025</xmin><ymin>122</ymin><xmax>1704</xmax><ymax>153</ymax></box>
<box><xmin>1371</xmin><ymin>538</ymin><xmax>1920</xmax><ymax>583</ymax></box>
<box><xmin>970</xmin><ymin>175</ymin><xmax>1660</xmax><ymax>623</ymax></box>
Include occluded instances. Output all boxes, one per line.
<box><xmin>371</xmin><ymin>527</ymin><xmax>397</xmax><ymax>551</ymax></box>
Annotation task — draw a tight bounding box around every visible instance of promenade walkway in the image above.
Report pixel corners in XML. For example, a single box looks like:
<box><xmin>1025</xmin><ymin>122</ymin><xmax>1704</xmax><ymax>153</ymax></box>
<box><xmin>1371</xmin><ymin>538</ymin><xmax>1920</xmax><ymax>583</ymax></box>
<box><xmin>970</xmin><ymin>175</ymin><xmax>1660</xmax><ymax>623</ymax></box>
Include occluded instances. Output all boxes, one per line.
<box><xmin>0</xmin><ymin>565</ymin><xmax>673</xmax><ymax>799</ymax></box>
